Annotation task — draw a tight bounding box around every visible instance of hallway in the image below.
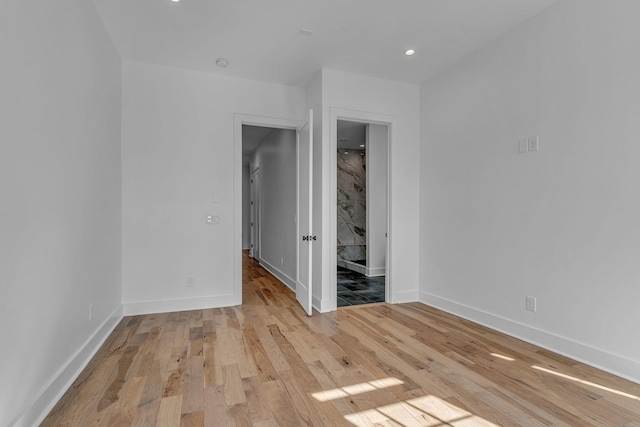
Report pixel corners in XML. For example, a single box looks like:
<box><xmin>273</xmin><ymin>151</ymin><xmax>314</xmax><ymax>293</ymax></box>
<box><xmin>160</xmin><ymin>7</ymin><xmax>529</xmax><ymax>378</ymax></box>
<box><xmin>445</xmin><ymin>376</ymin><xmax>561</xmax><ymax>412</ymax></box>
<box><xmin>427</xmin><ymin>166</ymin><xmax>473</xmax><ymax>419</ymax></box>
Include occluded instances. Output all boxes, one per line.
<box><xmin>43</xmin><ymin>252</ymin><xmax>640</xmax><ymax>426</ymax></box>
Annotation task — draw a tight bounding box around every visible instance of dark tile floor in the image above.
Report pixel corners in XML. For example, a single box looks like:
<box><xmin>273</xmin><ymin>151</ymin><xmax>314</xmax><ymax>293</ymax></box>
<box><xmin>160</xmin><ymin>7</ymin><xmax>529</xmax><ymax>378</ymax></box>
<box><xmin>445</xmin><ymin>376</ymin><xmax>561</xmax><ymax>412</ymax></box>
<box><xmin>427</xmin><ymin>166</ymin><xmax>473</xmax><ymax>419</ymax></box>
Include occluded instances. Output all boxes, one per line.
<box><xmin>337</xmin><ymin>266</ymin><xmax>386</xmax><ymax>307</ymax></box>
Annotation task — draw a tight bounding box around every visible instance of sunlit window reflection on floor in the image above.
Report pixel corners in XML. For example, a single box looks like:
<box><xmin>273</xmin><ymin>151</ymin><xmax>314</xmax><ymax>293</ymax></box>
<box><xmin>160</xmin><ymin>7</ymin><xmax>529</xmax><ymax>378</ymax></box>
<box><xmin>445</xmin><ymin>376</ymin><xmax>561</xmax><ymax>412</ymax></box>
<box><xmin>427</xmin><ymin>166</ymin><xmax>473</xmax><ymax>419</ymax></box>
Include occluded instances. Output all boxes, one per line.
<box><xmin>532</xmin><ymin>365</ymin><xmax>640</xmax><ymax>400</ymax></box>
<box><xmin>312</xmin><ymin>377</ymin><xmax>404</xmax><ymax>402</ymax></box>
<box><xmin>312</xmin><ymin>378</ymin><xmax>498</xmax><ymax>427</ymax></box>
<box><xmin>344</xmin><ymin>395</ymin><xmax>499</xmax><ymax>427</ymax></box>
<box><xmin>490</xmin><ymin>353</ymin><xmax>515</xmax><ymax>361</ymax></box>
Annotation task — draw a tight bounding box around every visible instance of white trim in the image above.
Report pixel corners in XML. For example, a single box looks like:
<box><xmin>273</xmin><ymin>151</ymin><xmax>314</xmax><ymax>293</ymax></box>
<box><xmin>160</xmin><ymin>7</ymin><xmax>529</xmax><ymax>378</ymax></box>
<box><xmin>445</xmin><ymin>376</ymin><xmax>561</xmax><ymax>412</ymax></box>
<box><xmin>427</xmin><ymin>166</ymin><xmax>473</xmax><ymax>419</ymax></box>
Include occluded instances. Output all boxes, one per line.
<box><xmin>328</xmin><ymin>108</ymin><xmax>396</xmax><ymax>309</ymax></box>
<box><xmin>313</xmin><ymin>294</ymin><xmax>329</xmax><ymax>313</ymax></box>
<box><xmin>393</xmin><ymin>290</ymin><xmax>420</xmax><ymax>304</ymax></box>
<box><xmin>420</xmin><ymin>291</ymin><xmax>640</xmax><ymax>384</ymax></box>
<box><xmin>18</xmin><ymin>305</ymin><xmax>124</xmax><ymax>427</ymax></box>
<box><xmin>259</xmin><ymin>258</ymin><xmax>296</xmax><ymax>291</ymax></box>
<box><xmin>233</xmin><ymin>113</ymin><xmax>301</xmax><ymax>308</ymax></box>
<box><xmin>366</xmin><ymin>267</ymin><xmax>385</xmax><ymax>277</ymax></box>
<box><xmin>123</xmin><ymin>294</ymin><xmax>239</xmax><ymax>316</ymax></box>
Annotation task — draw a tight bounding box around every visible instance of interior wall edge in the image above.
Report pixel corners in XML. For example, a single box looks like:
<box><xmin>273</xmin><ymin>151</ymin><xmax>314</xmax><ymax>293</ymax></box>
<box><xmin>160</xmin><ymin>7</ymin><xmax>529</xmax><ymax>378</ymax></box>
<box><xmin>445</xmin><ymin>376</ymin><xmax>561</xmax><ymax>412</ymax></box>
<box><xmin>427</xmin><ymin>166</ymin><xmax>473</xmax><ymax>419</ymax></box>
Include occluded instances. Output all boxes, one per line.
<box><xmin>16</xmin><ymin>305</ymin><xmax>124</xmax><ymax>427</ymax></box>
<box><xmin>419</xmin><ymin>291</ymin><xmax>640</xmax><ymax>385</ymax></box>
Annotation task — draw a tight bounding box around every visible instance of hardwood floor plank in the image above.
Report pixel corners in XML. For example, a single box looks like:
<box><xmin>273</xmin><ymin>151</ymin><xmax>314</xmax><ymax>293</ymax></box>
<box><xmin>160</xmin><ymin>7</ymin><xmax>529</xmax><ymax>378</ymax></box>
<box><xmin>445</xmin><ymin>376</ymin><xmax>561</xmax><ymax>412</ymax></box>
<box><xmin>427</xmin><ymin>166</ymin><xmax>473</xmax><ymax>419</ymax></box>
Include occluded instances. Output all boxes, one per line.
<box><xmin>157</xmin><ymin>395</ymin><xmax>183</xmax><ymax>426</ymax></box>
<box><xmin>204</xmin><ymin>385</ymin><xmax>229</xmax><ymax>425</ymax></box>
<box><xmin>180</xmin><ymin>410</ymin><xmax>204</xmax><ymax>427</ymax></box>
<box><xmin>42</xmin><ymin>251</ymin><xmax>640</xmax><ymax>426</ymax></box>
<box><xmin>222</xmin><ymin>363</ymin><xmax>247</xmax><ymax>406</ymax></box>
<box><xmin>131</xmin><ymin>380</ymin><xmax>164</xmax><ymax>426</ymax></box>
<box><xmin>182</xmin><ymin>356</ymin><xmax>205</xmax><ymax>415</ymax></box>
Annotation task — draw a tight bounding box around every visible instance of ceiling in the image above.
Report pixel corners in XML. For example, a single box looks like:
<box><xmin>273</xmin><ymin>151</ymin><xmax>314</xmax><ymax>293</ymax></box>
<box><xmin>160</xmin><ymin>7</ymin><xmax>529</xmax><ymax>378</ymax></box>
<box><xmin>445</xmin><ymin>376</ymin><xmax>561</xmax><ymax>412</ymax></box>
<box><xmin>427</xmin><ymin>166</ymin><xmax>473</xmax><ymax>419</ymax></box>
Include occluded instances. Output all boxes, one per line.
<box><xmin>90</xmin><ymin>0</ymin><xmax>559</xmax><ymax>87</ymax></box>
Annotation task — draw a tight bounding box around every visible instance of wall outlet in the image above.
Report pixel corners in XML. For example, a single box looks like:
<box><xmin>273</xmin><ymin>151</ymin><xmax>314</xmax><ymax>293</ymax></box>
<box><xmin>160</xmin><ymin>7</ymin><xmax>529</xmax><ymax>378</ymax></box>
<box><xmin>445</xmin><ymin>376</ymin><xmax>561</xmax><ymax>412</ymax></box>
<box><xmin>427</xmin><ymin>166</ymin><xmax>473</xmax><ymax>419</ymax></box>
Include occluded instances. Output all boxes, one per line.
<box><xmin>89</xmin><ymin>304</ymin><xmax>94</xmax><ymax>321</ymax></box>
<box><xmin>526</xmin><ymin>296</ymin><xmax>537</xmax><ymax>312</ymax></box>
<box><xmin>187</xmin><ymin>277</ymin><xmax>196</xmax><ymax>287</ymax></box>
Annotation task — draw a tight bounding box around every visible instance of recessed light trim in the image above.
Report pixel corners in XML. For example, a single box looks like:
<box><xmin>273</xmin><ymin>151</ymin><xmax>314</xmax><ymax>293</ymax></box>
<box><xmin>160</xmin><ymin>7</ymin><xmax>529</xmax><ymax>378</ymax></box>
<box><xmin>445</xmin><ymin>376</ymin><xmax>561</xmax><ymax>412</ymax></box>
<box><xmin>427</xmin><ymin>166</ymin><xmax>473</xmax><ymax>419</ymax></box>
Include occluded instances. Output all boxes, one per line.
<box><xmin>215</xmin><ymin>58</ymin><xmax>229</xmax><ymax>68</ymax></box>
<box><xmin>404</xmin><ymin>49</ymin><xmax>416</xmax><ymax>56</ymax></box>
<box><xmin>171</xmin><ymin>0</ymin><xmax>180</xmax><ymax>3</ymax></box>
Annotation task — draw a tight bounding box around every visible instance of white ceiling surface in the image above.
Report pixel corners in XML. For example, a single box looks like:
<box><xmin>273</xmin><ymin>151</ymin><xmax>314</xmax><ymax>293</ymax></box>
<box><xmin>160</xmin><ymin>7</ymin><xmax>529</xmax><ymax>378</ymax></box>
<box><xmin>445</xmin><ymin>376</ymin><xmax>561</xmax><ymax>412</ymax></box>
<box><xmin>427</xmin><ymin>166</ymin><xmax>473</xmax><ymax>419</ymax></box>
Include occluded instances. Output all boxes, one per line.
<box><xmin>91</xmin><ymin>0</ymin><xmax>559</xmax><ymax>86</ymax></box>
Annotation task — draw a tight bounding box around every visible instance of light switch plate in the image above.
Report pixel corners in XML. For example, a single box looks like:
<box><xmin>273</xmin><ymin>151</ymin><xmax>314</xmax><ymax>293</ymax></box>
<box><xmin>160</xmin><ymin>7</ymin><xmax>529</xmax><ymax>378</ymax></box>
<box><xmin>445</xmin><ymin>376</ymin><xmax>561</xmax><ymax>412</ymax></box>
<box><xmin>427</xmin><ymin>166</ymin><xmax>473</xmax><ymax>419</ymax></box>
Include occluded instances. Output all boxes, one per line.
<box><xmin>518</xmin><ymin>139</ymin><xmax>528</xmax><ymax>153</ymax></box>
<box><xmin>528</xmin><ymin>136</ymin><xmax>539</xmax><ymax>152</ymax></box>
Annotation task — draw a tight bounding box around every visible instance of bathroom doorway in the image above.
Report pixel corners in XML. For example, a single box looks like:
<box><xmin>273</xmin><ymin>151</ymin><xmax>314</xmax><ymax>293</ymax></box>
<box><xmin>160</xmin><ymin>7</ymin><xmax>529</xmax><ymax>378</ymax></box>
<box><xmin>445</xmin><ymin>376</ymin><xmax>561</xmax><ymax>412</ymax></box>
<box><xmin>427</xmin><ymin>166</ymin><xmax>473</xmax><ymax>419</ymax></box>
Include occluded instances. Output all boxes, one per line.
<box><xmin>336</xmin><ymin>120</ymin><xmax>389</xmax><ymax>307</ymax></box>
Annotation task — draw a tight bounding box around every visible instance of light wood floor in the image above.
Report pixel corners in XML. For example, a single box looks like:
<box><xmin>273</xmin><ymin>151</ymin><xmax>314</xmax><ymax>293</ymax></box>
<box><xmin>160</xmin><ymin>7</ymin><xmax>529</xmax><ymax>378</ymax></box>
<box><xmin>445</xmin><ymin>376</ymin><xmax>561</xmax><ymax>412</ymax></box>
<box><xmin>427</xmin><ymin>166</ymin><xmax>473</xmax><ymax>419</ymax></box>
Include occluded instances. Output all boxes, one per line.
<box><xmin>43</xmin><ymin>252</ymin><xmax>640</xmax><ymax>426</ymax></box>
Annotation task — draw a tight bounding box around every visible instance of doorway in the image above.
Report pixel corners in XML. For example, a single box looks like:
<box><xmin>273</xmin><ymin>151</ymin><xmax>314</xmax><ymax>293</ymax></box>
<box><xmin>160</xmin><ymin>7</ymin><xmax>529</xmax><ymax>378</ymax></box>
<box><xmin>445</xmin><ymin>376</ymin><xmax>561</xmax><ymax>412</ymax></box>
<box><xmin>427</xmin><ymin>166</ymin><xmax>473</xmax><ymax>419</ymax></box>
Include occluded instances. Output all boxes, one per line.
<box><xmin>235</xmin><ymin>113</ymin><xmax>314</xmax><ymax>316</ymax></box>
<box><xmin>336</xmin><ymin>120</ymin><xmax>389</xmax><ymax>307</ymax></box>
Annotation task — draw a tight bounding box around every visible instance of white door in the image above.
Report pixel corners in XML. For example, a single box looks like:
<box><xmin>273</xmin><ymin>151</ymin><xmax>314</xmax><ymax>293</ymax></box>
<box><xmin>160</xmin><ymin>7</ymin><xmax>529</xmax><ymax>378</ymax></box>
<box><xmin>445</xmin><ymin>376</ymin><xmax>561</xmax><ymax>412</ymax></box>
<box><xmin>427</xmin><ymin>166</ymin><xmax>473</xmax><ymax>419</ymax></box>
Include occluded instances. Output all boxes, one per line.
<box><xmin>296</xmin><ymin>110</ymin><xmax>313</xmax><ymax>316</ymax></box>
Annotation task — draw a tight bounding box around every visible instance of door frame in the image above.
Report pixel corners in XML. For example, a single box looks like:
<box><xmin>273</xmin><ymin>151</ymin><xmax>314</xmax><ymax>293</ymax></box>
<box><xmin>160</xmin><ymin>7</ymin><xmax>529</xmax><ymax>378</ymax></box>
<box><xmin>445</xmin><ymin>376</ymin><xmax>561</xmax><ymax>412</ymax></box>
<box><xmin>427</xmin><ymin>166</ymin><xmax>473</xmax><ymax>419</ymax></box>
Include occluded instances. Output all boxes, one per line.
<box><xmin>328</xmin><ymin>108</ymin><xmax>395</xmax><ymax>310</ymax></box>
<box><xmin>249</xmin><ymin>167</ymin><xmax>260</xmax><ymax>259</ymax></box>
<box><xmin>233</xmin><ymin>113</ymin><xmax>300</xmax><ymax>304</ymax></box>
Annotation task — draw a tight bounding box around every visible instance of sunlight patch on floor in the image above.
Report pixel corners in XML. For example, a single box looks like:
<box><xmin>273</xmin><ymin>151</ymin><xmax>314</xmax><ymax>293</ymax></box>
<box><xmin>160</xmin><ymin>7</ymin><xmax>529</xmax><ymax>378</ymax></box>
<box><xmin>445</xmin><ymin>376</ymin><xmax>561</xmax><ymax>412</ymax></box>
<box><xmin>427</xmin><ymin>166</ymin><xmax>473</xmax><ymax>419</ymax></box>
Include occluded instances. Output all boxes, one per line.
<box><xmin>490</xmin><ymin>353</ymin><xmax>515</xmax><ymax>361</ymax></box>
<box><xmin>312</xmin><ymin>377</ymin><xmax>404</xmax><ymax>402</ymax></box>
<box><xmin>532</xmin><ymin>365</ymin><xmax>640</xmax><ymax>400</ymax></box>
<box><xmin>344</xmin><ymin>395</ymin><xmax>499</xmax><ymax>427</ymax></box>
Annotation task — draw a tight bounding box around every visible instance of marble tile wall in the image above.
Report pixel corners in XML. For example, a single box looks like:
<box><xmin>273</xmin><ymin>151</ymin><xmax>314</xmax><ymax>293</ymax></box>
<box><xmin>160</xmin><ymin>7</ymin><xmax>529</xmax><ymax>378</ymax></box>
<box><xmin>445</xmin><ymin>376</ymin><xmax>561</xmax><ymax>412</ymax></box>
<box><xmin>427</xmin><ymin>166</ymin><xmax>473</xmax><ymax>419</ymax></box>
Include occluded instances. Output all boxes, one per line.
<box><xmin>337</xmin><ymin>150</ymin><xmax>366</xmax><ymax>261</ymax></box>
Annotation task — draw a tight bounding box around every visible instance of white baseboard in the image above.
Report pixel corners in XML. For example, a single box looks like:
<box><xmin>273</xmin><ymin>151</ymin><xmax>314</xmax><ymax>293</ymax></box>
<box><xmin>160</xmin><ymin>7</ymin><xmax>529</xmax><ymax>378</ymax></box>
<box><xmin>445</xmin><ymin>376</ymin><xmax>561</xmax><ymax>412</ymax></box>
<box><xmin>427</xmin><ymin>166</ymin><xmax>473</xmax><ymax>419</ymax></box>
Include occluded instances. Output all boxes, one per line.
<box><xmin>13</xmin><ymin>305</ymin><xmax>124</xmax><ymax>427</ymax></box>
<box><xmin>259</xmin><ymin>258</ymin><xmax>296</xmax><ymax>291</ymax></box>
<box><xmin>123</xmin><ymin>293</ymin><xmax>241</xmax><ymax>316</ymax></box>
<box><xmin>392</xmin><ymin>290</ymin><xmax>419</xmax><ymax>304</ymax></box>
<box><xmin>313</xmin><ymin>295</ymin><xmax>332</xmax><ymax>313</ymax></box>
<box><xmin>366</xmin><ymin>266</ymin><xmax>385</xmax><ymax>277</ymax></box>
<box><xmin>420</xmin><ymin>291</ymin><xmax>640</xmax><ymax>384</ymax></box>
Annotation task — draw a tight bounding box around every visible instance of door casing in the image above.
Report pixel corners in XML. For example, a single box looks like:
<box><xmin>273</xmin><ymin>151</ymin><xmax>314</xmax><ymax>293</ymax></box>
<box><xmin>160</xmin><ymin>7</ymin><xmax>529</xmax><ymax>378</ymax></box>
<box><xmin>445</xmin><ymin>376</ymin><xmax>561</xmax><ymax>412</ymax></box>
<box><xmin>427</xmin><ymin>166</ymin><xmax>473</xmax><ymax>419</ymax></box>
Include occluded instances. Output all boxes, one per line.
<box><xmin>327</xmin><ymin>108</ymin><xmax>395</xmax><ymax>311</ymax></box>
<box><xmin>233</xmin><ymin>113</ymin><xmax>305</xmax><ymax>306</ymax></box>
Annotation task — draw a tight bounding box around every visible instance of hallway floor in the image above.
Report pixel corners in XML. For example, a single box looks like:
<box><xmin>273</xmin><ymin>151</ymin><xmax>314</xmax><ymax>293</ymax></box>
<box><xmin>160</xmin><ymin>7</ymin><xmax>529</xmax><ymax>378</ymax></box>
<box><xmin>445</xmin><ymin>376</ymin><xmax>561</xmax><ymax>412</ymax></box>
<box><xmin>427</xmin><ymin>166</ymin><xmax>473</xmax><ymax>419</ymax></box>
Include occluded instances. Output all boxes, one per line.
<box><xmin>337</xmin><ymin>267</ymin><xmax>385</xmax><ymax>307</ymax></box>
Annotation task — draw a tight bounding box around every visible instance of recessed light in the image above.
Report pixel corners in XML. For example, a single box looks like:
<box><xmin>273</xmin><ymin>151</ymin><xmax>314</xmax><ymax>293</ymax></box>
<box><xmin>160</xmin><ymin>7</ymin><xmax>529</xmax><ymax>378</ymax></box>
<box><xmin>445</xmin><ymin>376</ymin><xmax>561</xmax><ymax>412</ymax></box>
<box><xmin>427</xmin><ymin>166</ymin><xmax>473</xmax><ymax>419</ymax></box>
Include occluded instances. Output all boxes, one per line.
<box><xmin>344</xmin><ymin>151</ymin><xmax>349</xmax><ymax>155</ymax></box>
<box><xmin>404</xmin><ymin>49</ymin><xmax>416</xmax><ymax>56</ymax></box>
<box><xmin>215</xmin><ymin>58</ymin><xmax>229</xmax><ymax>68</ymax></box>
<box><xmin>171</xmin><ymin>0</ymin><xmax>180</xmax><ymax>2</ymax></box>
<box><xmin>299</xmin><ymin>28</ymin><xmax>314</xmax><ymax>36</ymax></box>
<box><xmin>360</xmin><ymin>144</ymin><xmax>365</xmax><ymax>148</ymax></box>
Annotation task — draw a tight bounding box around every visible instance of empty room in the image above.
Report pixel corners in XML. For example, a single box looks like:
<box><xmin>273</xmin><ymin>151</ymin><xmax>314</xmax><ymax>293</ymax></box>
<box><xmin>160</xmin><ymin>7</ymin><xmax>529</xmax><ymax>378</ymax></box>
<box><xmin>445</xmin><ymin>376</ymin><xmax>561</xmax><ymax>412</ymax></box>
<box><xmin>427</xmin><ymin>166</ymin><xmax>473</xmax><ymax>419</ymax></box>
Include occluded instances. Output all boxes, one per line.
<box><xmin>2</xmin><ymin>0</ymin><xmax>639</xmax><ymax>426</ymax></box>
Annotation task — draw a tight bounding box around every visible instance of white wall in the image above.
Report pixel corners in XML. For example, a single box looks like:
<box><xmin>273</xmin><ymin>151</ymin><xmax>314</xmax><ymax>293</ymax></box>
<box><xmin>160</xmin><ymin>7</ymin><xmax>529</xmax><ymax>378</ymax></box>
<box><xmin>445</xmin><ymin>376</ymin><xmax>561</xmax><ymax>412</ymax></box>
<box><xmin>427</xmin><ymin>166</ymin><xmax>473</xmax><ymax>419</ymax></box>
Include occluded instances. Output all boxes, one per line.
<box><xmin>367</xmin><ymin>123</ymin><xmax>389</xmax><ymax>276</ymax></box>
<box><xmin>321</xmin><ymin>69</ymin><xmax>421</xmax><ymax>309</ymax></box>
<box><xmin>0</xmin><ymin>1</ymin><xmax>122</xmax><ymax>425</ymax></box>
<box><xmin>121</xmin><ymin>60</ymin><xmax>306</xmax><ymax>314</ymax></box>
<box><xmin>420</xmin><ymin>0</ymin><xmax>640</xmax><ymax>382</ymax></box>
<box><xmin>250</xmin><ymin>129</ymin><xmax>298</xmax><ymax>287</ymax></box>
